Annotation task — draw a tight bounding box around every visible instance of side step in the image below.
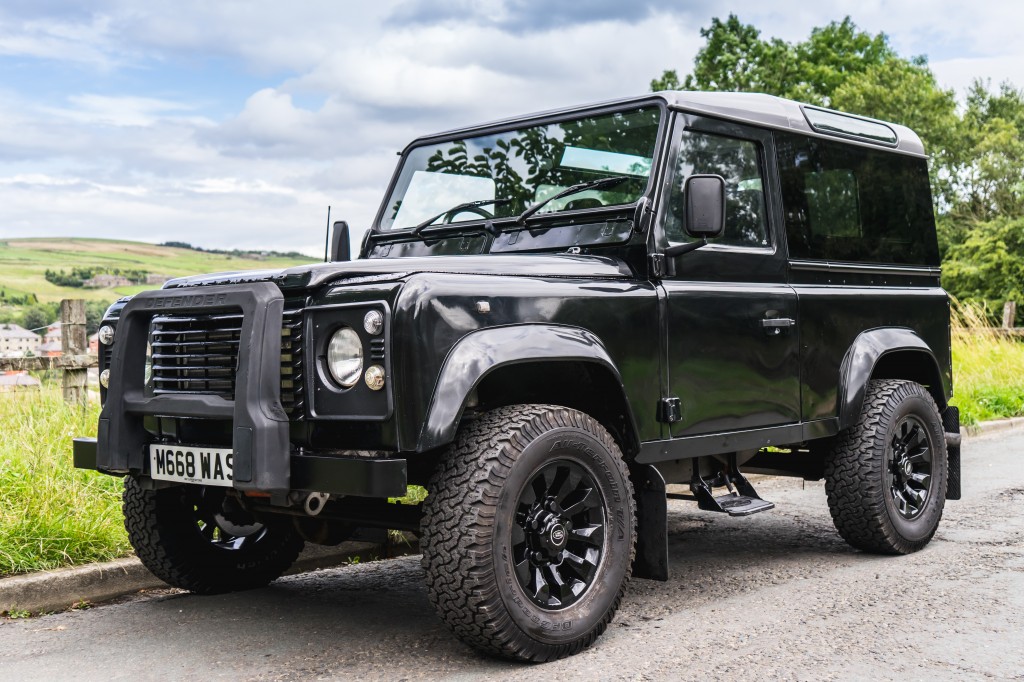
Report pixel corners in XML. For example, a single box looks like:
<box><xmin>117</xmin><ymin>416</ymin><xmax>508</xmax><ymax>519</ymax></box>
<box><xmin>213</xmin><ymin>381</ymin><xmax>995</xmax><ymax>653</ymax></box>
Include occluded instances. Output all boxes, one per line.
<box><xmin>685</xmin><ymin>454</ymin><xmax>775</xmax><ymax>517</ymax></box>
<box><xmin>712</xmin><ymin>494</ymin><xmax>775</xmax><ymax>516</ymax></box>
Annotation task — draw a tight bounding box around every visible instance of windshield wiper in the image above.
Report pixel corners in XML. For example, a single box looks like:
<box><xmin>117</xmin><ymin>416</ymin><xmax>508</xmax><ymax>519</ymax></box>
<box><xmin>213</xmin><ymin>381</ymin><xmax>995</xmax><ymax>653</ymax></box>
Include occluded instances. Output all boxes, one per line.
<box><xmin>411</xmin><ymin>198</ymin><xmax>513</xmax><ymax>237</ymax></box>
<box><xmin>515</xmin><ymin>176</ymin><xmax>629</xmax><ymax>225</ymax></box>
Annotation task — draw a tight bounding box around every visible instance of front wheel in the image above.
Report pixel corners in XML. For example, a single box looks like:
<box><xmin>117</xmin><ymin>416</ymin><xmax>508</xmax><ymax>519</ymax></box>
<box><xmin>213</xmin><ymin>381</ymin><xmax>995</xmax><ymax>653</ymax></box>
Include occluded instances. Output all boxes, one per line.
<box><xmin>825</xmin><ymin>379</ymin><xmax>947</xmax><ymax>554</ymax></box>
<box><xmin>123</xmin><ymin>477</ymin><xmax>304</xmax><ymax>594</ymax></box>
<box><xmin>421</xmin><ymin>405</ymin><xmax>636</xmax><ymax>662</ymax></box>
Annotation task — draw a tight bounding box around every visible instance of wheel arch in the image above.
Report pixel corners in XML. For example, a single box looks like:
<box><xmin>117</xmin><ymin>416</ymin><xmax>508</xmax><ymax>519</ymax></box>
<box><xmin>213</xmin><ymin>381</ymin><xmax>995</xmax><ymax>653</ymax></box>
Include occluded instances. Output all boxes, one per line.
<box><xmin>838</xmin><ymin>327</ymin><xmax>947</xmax><ymax>430</ymax></box>
<box><xmin>416</xmin><ymin>324</ymin><xmax>641</xmax><ymax>456</ymax></box>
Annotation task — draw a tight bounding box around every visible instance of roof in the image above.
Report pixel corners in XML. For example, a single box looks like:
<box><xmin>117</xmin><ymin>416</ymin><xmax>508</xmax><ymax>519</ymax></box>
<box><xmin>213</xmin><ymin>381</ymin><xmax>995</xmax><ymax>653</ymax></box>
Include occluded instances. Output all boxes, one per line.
<box><xmin>0</xmin><ymin>373</ymin><xmax>41</xmax><ymax>387</ymax></box>
<box><xmin>0</xmin><ymin>323</ymin><xmax>41</xmax><ymax>340</ymax></box>
<box><xmin>414</xmin><ymin>91</ymin><xmax>926</xmax><ymax>158</ymax></box>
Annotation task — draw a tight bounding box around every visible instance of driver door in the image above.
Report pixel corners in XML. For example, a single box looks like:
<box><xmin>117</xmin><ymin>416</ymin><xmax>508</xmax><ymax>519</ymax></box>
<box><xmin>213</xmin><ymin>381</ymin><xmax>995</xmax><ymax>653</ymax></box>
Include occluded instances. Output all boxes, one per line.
<box><xmin>658</xmin><ymin>114</ymin><xmax>801</xmax><ymax>438</ymax></box>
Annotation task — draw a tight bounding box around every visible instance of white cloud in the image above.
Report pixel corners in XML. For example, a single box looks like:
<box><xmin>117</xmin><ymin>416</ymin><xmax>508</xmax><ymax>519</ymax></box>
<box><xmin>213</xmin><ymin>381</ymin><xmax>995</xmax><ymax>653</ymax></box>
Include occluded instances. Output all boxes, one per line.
<box><xmin>54</xmin><ymin>94</ymin><xmax>198</xmax><ymax>127</ymax></box>
<box><xmin>0</xmin><ymin>13</ymin><xmax>121</xmax><ymax>68</ymax></box>
<box><xmin>0</xmin><ymin>1</ymin><xmax>1022</xmax><ymax>258</ymax></box>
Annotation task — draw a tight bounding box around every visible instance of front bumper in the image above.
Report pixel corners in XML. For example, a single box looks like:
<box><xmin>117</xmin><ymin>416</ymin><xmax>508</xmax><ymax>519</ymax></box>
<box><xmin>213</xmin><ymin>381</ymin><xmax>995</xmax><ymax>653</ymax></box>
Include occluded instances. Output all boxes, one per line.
<box><xmin>73</xmin><ymin>437</ymin><xmax>407</xmax><ymax>497</ymax></box>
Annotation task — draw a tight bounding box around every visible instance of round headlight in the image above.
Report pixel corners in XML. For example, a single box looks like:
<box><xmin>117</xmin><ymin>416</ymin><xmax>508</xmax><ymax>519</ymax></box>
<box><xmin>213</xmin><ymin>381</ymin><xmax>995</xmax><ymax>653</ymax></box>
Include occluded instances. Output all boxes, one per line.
<box><xmin>363</xmin><ymin>310</ymin><xmax>384</xmax><ymax>335</ymax></box>
<box><xmin>327</xmin><ymin>327</ymin><xmax>363</xmax><ymax>388</ymax></box>
<box><xmin>98</xmin><ymin>325</ymin><xmax>115</xmax><ymax>345</ymax></box>
<box><xmin>99</xmin><ymin>369</ymin><xmax>110</xmax><ymax>389</ymax></box>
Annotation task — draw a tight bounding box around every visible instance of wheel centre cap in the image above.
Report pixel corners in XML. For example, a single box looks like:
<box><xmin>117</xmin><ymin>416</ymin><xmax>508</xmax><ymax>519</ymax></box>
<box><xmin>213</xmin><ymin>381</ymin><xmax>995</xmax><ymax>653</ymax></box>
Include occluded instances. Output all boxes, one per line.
<box><xmin>549</xmin><ymin>523</ymin><xmax>568</xmax><ymax>549</ymax></box>
<box><xmin>903</xmin><ymin>459</ymin><xmax>914</xmax><ymax>477</ymax></box>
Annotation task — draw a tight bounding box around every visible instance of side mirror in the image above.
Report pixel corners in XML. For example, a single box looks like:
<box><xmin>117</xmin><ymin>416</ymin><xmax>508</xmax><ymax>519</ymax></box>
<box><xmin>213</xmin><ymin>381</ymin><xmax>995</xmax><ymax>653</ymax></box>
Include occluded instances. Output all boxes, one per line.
<box><xmin>683</xmin><ymin>174</ymin><xmax>726</xmax><ymax>239</ymax></box>
<box><xmin>329</xmin><ymin>220</ymin><xmax>351</xmax><ymax>262</ymax></box>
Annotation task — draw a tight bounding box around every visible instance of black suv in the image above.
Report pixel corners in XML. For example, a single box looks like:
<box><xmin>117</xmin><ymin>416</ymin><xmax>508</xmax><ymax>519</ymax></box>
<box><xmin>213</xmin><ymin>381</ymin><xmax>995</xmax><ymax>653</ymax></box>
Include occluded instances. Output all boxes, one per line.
<box><xmin>75</xmin><ymin>92</ymin><xmax>960</xmax><ymax>662</ymax></box>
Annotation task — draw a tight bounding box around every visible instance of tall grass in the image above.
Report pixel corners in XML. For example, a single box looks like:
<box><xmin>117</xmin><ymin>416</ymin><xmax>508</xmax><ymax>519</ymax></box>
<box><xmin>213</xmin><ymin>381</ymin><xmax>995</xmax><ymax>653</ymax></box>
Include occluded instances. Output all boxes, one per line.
<box><xmin>950</xmin><ymin>300</ymin><xmax>1024</xmax><ymax>425</ymax></box>
<box><xmin>0</xmin><ymin>391</ymin><xmax>130</xmax><ymax>577</ymax></box>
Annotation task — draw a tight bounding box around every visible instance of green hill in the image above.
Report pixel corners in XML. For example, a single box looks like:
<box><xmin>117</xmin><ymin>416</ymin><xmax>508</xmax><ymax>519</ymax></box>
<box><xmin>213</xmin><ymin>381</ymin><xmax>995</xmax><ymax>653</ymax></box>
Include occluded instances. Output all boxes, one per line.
<box><xmin>0</xmin><ymin>238</ymin><xmax>318</xmax><ymax>307</ymax></box>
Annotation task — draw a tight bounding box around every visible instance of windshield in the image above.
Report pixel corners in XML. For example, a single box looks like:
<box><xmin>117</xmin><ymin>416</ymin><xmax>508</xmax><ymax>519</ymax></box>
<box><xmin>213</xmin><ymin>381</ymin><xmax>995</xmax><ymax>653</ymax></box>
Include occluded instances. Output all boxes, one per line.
<box><xmin>379</xmin><ymin>106</ymin><xmax>662</xmax><ymax>231</ymax></box>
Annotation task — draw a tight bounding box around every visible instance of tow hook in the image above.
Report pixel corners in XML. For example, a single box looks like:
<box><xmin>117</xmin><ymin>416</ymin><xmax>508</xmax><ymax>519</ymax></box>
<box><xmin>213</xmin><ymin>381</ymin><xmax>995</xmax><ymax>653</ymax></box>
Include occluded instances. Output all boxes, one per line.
<box><xmin>303</xmin><ymin>492</ymin><xmax>330</xmax><ymax>516</ymax></box>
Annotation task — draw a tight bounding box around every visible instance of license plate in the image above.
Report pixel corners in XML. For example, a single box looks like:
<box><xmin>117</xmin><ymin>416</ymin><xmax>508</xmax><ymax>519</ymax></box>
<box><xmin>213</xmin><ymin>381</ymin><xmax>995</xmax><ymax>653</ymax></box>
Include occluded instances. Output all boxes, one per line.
<box><xmin>149</xmin><ymin>445</ymin><xmax>234</xmax><ymax>487</ymax></box>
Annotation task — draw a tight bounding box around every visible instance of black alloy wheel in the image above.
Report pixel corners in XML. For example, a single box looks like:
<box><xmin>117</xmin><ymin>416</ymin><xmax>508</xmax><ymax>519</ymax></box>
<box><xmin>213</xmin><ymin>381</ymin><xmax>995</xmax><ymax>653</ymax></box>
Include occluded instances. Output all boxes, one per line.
<box><xmin>512</xmin><ymin>460</ymin><xmax>606</xmax><ymax>610</ymax></box>
<box><xmin>421</xmin><ymin>404</ymin><xmax>636</xmax><ymax>662</ymax></box>
<box><xmin>123</xmin><ymin>477</ymin><xmax>304</xmax><ymax>594</ymax></box>
<box><xmin>825</xmin><ymin>379</ymin><xmax>947</xmax><ymax>555</ymax></box>
<box><xmin>887</xmin><ymin>415</ymin><xmax>933</xmax><ymax>520</ymax></box>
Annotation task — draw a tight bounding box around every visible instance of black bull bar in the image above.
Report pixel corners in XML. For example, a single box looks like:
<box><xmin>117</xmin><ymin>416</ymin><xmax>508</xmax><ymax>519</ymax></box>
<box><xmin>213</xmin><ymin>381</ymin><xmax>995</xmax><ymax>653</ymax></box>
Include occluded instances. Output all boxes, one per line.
<box><xmin>74</xmin><ymin>283</ymin><xmax>406</xmax><ymax>499</ymax></box>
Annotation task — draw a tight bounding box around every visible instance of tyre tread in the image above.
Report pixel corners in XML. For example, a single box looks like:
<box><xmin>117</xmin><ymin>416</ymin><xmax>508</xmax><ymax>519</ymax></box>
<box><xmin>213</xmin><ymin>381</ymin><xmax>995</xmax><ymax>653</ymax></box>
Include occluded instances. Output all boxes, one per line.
<box><xmin>824</xmin><ymin>379</ymin><xmax>946</xmax><ymax>555</ymax></box>
<box><xmin>421</xmin><ymin>404</ymin><xmax>636</xmax><ymax>662</ymax></box>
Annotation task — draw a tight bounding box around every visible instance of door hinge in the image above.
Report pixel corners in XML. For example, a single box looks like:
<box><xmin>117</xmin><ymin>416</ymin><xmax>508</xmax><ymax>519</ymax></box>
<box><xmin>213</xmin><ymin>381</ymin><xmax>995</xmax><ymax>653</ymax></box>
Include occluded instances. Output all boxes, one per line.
<box><xmin>657</xmin><ymin>397</ymin><xmax>682</xmax><ymax>424</ymax></box>
<box><xmin>649</xmin><ymin>254</ymin><xmax>665</xmax><ymax>279</ymax></box>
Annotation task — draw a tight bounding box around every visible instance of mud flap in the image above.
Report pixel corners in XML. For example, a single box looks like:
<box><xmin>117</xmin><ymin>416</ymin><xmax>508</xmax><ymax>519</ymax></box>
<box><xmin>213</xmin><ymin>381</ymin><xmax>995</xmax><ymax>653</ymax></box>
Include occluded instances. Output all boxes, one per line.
<box><xmin>943</xmin><ymin>406</ymin><xmax>961</xmax><ymax>500</ymax></box>
<box><xmin>630</xmin><ymin>463</ymin><xmax>668</xmax><ymax>581</ymax></box>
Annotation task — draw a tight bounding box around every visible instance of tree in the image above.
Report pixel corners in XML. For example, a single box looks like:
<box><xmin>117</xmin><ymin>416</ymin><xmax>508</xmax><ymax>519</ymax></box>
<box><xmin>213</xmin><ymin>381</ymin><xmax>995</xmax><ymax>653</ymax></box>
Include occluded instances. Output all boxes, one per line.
<box><xmin>21</xmin><ymin>304</ymin><xmax>56</xmax><ymax>332</ymax></box>
<box><xmin>943</xmin><ymin>81</ymin><xmax>1024</xmax><ymax>222</ymax></box>
<box><xmin>942</xmin><ymin>218</ymin><xmax>1024</xmax><ymax>313</ymax></box>
<box><xmin>654</xmin><ymin>15</ymin><xmax>899</xmax><ymax>107</ymax></box>
<box><xmin>85</xmin><ymin>300</ymin><xmax>113</xmax><ymax>336</ymax></box>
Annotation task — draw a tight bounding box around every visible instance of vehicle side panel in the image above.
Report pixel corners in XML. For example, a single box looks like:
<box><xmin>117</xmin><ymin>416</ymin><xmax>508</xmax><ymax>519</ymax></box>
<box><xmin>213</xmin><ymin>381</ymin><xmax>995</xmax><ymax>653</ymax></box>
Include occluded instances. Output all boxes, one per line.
<box><xmin>391</xmin><ymin>272</ymin><xmax>662</xmax><ymax>452</ymax></box>
<box><xmin>791</xmin><ymin>271</ymin><xmax>952</xmax><ymax>423</ymax></box>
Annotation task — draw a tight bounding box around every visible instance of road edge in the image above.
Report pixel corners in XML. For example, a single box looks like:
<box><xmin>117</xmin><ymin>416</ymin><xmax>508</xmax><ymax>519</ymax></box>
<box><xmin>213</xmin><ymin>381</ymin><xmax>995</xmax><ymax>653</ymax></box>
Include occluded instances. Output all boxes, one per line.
<box><xmin>1</xmin><ymin>536</ymin><xmax>418</xmax><ymax>617</ymax></box>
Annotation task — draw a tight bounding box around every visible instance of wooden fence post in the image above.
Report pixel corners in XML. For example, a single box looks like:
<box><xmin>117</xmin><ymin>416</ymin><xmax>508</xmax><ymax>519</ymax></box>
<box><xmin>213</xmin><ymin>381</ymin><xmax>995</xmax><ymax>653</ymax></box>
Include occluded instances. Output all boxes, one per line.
<box><xmin>1003</xmin><ymin>300</ymin><xmax>1017</xmax><ymax>330</ymax></box>
<box><xmin>60</xmin><ymin>299</ymin><xmax>88</xmax><ymax>406</ymax></box>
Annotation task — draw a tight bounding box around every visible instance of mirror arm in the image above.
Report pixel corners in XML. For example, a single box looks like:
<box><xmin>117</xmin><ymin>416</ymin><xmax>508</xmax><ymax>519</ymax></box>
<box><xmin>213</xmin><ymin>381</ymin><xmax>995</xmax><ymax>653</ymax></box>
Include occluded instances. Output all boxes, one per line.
<box><xmin>663</xmin><ymin>237</ymin><xmax>708</xmax><ymax>258</ymax></box>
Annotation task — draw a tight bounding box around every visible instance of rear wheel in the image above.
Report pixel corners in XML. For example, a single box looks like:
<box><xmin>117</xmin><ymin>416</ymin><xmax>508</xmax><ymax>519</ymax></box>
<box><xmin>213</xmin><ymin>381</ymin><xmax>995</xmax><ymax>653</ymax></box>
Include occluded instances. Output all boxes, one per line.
<box><xmin>123</xmin><ymin>477</ymin><xmax>304</xmax><ymax>594</ymax></box>
<box><xmin>421</xmin><ymin>404</ymin><xmax>636</xmax><ymax>662</ymax></box>
<box><xmin>825</xmin><ymin>379</ymin><xmax>947</xmax><ymax>554</ymax></box>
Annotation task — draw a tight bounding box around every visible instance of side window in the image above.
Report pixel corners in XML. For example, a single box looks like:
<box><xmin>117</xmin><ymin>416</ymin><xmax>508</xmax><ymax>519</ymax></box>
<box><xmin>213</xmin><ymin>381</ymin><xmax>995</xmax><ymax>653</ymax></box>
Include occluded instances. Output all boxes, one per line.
<box><xmin>665</xmin><ymin>130</ymin><xmax>769</xmax><ymax>249</ymax></box>
<box><xmin>776</xmin><ymin>132</ymin><xmax>939</xmax><ymax>265</ymax></box>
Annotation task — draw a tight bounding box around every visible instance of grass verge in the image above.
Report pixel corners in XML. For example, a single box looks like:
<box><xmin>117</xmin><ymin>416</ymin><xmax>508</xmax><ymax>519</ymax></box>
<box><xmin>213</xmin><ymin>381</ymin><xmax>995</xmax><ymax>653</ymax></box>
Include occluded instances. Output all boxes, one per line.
<box><xmin>0</xmin><ymin>390</ymin><xmax>130</xmax><ymax>577</ymax></box>
<box><xmin>951</xmin><ymin>301</ymin><xmax>1024</xmax><ymax>425</ymax></box>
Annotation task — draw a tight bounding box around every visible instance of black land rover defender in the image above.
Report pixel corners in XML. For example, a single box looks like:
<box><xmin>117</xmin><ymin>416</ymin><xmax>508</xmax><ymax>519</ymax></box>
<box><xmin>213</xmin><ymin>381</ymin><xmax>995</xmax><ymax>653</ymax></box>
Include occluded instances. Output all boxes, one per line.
<box><xmin>75</xmin><ymin>92</ymin><xmax>960</xmax><ymax>662</ymax></box>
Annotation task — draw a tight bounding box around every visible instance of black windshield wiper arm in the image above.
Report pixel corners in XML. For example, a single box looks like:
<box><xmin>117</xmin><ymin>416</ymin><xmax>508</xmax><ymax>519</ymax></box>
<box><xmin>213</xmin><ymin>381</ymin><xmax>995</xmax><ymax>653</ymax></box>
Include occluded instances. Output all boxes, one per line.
<box><xmin>411</xmin><ymin>198</ymin><xmax>513</xmax><ymax>237</ymax></box>
<box><xmin>515</xmin><ymin>176</ymin><xmax>629</xmax><ymax>225</ymax></box>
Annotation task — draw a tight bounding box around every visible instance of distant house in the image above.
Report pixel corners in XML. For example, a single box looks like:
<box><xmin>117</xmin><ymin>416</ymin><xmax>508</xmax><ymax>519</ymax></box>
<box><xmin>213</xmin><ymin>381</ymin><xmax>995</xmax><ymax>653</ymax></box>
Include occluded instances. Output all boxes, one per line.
<box><xmin>0</xmin><ymin>371</ymin><xmax>41</xmax><ymax>391</ymax></box>
<box><xmin>0</xmin><ymin>323</ymin><xmax>41</xmax><ymax>357</ymax></box>
<box><xmin>39</xmin><ymin>341</ymin><xmax>63</xmax><ymax>357</ymax></box>
<box><xmin>44</xmin><ymin>321</ymin><xmax>61</xmax><ymax>346</ymax></box>
<box><xmin>89</xmin><ymin>332</ymin><xmax>99</xmax><ymax>355</ymax></box>
<box><xmin>83</xmin><ymin>273</ymin><xmax>131</xmax><ymax>288</ymax></box>
<box><xmin>146</xmin><ymin>273</ymin><xmax>172</xmax><ymax>285</ymax></box>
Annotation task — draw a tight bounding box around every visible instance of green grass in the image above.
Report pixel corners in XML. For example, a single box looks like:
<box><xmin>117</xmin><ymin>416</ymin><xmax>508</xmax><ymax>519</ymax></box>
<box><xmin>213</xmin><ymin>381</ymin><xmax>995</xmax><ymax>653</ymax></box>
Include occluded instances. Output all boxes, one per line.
<box><xmin>0</xmin><ymin>390</ymin><xmax>130</xmax><ymax>577</ymax></box>
<box><xmin>0</xmin><ymin>237</ymin><xmax>317</xmax><ymax>307</ymax></box>
<box><xmin>950</xmin><ymin>302</ymin><xmax>1024</xmax><ymax>426</ymax></box>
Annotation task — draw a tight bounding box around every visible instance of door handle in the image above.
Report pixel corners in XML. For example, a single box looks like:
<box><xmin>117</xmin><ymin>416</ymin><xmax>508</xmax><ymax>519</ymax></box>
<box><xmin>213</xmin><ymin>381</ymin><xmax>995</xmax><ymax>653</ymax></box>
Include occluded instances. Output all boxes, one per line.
<box><xmin>761</xmin><ymin>317</ymin><xmax>795</xmax><ymax>335</ymax></box>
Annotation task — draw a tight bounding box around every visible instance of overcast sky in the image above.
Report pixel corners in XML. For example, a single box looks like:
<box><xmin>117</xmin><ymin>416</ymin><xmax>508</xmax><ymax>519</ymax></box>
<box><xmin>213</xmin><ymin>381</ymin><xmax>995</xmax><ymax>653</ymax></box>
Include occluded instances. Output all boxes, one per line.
<box><xmin>0</xmin><ymin>1</ymin><xmax>1020</xmax><ymax>256</ymax></box>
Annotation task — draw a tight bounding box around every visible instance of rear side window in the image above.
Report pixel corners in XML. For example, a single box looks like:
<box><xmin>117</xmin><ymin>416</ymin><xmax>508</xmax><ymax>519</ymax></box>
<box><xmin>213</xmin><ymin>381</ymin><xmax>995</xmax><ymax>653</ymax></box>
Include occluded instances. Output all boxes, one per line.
<box><xmin>776</xmin><ymin>132</ymin><xmax>939</xmax><ymax>265</ymax></box>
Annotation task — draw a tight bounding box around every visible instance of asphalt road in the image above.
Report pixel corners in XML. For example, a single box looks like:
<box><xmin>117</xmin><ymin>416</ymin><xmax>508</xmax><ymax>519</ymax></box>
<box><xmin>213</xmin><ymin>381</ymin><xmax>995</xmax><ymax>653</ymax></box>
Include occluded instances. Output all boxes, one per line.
<box><xmin>3</xmin><ymin>429</ymin><xmax>1022</xmax><ymax>681</ymax></box>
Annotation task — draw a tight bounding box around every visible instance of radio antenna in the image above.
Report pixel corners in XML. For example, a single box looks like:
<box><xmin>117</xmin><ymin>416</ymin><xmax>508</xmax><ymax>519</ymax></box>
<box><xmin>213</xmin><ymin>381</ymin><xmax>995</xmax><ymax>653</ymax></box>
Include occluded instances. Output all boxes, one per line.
<box><xmin>323</xmin><ymin>205</ymin><xmax>331</xmax><ymax>262</ymax></box>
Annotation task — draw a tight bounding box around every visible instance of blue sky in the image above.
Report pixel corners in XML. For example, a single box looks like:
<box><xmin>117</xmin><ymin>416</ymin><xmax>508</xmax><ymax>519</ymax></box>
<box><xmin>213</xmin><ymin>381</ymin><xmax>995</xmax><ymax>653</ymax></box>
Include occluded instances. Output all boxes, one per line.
<box><xmin>0</xmin><ymin>1</ymin><xmax>1020</xmax><ymax>255</ymax></box>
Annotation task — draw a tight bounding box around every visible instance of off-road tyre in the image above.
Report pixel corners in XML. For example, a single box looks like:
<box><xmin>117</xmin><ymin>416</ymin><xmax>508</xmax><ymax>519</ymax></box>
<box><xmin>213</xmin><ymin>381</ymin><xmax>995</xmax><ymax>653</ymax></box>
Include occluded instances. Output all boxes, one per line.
<box><xmin>421</xmin><ymin>404</ymin><xmax>636</xmax><ymax>662</ymax></box>
<box><xmin>825</xmin><ymin>379</ymin><xmax>947</xmax><ymax>554</ymax></box>
<box><xmin>123</xmin><ymin>477</ymin><xmax>304</xmax><ymax>594</ymax></box>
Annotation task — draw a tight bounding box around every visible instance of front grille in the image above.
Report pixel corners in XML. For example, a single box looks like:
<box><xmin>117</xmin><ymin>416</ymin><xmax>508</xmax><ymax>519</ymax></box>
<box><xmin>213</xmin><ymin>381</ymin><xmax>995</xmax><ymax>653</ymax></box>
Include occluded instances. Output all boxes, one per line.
<box><xmin>149</xmin><ymin>312</ymin><xmax>243</xmax><ymax>398</ymax></box>
<box><xmin>280</xmin><ymin>305</ymin><xmax>305</xmax><ymax>417</ymax></box>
